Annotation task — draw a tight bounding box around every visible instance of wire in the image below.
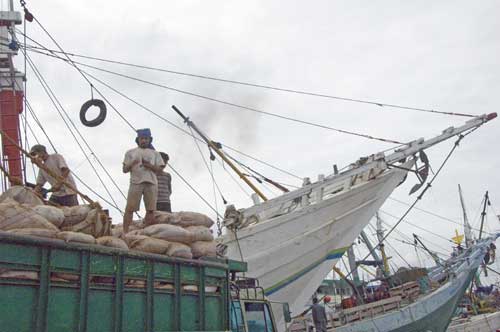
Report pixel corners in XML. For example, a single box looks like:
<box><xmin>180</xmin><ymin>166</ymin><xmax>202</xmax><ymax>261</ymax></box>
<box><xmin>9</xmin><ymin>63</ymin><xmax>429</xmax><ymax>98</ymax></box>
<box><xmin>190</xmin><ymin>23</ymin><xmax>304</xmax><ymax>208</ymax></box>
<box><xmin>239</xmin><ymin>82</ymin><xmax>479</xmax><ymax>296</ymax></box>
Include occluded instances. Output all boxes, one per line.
<box><xmin>344</xmin><ymin>132</ymin><xmax>471</xmax><ymax>280</ymax></box>
<box><xmin>21</xmin><ymin>50</ymin><xmax>124</xmax><ymax>214</ymax></box>
<box><xmin>27</xmin><ymin>46</ymin><xmax>405</xmax><ymax>145</ymax></box>
<box><xmin>388</xmin><ymin>196</ymin><xmax>494</xmax><ymax>235</ymax></box>
<box><xmin>19</xmin><ymin>42</ymin><xmax>478</xmax><ymax>118</ymax></box>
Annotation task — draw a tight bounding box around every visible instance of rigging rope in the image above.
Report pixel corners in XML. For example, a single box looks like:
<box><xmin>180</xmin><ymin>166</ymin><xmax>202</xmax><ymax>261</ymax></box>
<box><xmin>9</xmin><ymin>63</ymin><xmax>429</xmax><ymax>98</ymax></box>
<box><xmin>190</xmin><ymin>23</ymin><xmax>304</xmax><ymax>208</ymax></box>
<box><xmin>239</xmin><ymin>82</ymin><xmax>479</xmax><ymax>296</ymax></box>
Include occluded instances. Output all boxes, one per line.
<box><xmin>18</xmin><ymin>43</ymin><xmax>478</xmax><ymax>118</ymax></box>
<box><xmin>26</xmin><ymin>46</ymin><xmax>405</xmax><ymax>145</ymax></box>
<box><xmin>343</xmin><ymin>130</ymin><xmax>476</xmax><ymax>280</ymax></box>
<box><xmin>8</xmin><ymin>37</ymin><xmax>304</xmax><ymax>182</ymax></box>
<box><xmin>21</xmin><ymin>50</ymin><xmax>124</xmax><ymax>214</ymax></box>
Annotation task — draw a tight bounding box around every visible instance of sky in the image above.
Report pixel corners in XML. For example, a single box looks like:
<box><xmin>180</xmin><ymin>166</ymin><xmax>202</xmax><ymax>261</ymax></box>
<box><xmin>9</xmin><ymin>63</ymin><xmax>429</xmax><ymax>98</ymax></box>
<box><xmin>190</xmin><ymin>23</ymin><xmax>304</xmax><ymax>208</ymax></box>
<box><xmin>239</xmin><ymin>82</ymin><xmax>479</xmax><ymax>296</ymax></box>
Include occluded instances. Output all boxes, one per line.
<box><xmin>2</xmin><ymin>0</ymin><xmax>500</xmax><ymax>281</ymax></box>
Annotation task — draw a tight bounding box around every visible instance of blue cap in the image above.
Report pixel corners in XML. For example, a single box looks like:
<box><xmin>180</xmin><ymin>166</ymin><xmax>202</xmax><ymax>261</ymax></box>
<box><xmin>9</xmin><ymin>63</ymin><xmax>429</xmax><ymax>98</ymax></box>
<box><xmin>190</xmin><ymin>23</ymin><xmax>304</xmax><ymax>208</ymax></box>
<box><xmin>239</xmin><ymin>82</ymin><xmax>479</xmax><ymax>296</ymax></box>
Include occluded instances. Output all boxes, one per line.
<box><xmin>136</xmin><ymin>128</ymin><xmax>152</xmax><ymax>137</ymax></box>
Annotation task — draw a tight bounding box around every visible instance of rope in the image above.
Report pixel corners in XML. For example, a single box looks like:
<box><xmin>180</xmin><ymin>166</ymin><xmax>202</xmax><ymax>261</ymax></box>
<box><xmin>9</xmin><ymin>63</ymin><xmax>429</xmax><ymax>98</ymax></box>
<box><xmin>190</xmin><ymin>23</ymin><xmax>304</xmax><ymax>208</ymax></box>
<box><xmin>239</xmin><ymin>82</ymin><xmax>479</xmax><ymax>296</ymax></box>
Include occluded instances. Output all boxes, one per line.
<box><xmin>22</xmin><ymin>51</ymin><xmax>123</xmax><ymax>213</ymax></box>
<box><xmin>344</xmin><ymin>132</ymin><xmax>470</xmax><ymax>280</ymax></box>
<box><xmin>26</xmin><ymin>18</ymin><xmax>135</xmax><ymax>130</ymax></box>
<box><xmin>27</xmin><ymin>46</ymin><xmax>405</xmax><ymax>145</ymax></box>
<box><xmin>19</xmin><ymin>43</ymin><xmax>478</xmax><ymax>118</ymax></box>
<box><xmin>10</xmin><ymin>37</ymin><xmax>303</xmax><ymax>182</ymax></box>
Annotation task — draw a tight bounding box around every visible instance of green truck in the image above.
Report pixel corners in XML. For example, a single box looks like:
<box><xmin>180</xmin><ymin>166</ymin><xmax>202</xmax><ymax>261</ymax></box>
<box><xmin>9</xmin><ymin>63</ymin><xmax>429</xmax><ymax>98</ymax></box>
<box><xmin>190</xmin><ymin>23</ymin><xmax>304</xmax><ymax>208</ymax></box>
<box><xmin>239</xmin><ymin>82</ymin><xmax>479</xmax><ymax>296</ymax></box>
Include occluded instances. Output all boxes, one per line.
<box><xmin>0</xmin><ymin>232</ymin><xmax>289</xmax><ymax>332</ymax></box>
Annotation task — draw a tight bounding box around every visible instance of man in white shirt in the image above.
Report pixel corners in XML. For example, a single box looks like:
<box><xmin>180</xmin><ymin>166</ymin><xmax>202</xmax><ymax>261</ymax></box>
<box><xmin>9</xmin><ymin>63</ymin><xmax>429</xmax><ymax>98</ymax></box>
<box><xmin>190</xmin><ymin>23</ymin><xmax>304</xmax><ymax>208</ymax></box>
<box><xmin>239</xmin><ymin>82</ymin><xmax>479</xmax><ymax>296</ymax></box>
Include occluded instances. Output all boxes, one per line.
<box><xmin>30</xmin><ymin>144</ymin><xmax>79</xmax><ymax>206</ymax></box>
<box><xmin>123</xmin><ymin>128</ymin><xmax>165</xmax><ymax>233</ymax></box>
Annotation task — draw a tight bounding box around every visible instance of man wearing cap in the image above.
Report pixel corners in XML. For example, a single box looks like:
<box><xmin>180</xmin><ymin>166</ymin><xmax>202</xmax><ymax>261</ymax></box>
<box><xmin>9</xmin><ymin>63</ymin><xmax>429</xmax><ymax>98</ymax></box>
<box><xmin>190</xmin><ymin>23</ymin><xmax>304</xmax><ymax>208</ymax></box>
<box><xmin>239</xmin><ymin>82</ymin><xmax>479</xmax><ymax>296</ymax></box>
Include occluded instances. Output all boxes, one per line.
<box><xmin>30</xmin><ymin>144</ymin><xmax>79</xmax><ymax>206</ymax></box>
<box><xmin>123</xmin><ymin>128</ymin><xmax>165</xmax><ymax>233</ymax></box>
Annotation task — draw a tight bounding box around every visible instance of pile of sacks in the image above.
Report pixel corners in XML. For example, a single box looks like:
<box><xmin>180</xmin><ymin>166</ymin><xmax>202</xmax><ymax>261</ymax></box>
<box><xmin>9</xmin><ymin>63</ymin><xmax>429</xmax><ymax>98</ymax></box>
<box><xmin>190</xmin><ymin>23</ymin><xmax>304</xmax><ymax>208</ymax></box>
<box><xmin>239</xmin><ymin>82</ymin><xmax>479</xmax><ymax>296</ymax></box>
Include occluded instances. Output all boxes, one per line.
<box><xmin>0</xmin><ymin>186</ymin><xmax>112</xmax><ymax>246</ymax></box>
<box><xmin>111</xmin><ymin>211</ymin><xmax>218</xmax><ymax>260</ymax></box>
<box><xmin>0</xmin><ymin>186</ymin><xmax>218</xmax><ymax>261</ymax></box>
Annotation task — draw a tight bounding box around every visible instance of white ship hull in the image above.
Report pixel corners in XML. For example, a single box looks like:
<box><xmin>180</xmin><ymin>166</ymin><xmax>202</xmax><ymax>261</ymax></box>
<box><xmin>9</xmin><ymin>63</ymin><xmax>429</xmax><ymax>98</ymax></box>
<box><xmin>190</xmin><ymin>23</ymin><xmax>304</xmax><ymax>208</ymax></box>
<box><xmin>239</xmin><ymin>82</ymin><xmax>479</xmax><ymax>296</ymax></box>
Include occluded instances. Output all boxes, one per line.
<box><xmin>224</xmin><ymin>160</ymin><xmax>412</xmax><ymax>321</ymax></box>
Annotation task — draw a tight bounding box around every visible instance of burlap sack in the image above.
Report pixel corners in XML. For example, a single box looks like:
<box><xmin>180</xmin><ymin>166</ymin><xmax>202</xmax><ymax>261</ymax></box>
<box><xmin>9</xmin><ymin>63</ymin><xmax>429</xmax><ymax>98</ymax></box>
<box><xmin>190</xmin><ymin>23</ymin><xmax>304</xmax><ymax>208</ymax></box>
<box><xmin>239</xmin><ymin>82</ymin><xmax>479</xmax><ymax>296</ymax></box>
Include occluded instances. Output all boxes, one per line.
<box><xmin>167</xmin><ymin>242</ymin><xmax>192</xmax><ymax>259</ymax></box>
<box><xmin>61</xmin><ymin>205</ymin><xmax>93</xmax><ymax>226</ymax></box>
<box><xmin>126</xmin><ymin>235</ymin><xmax>171</xmax><ymax>255</ymax></box>
<box><xmin>185</xmin><ymin>226</ymin><xmax>214</xmax><ymax>242</ymax></box>
<box><xmin>32</xmin><ymin>205</ymin><xmax>65</xmax><ymax>228</ymax></box>
<box><xmin>0</xmin><ymin>186</ymin><xmax>43</xmax><ymax>206</ymax></box>
<box><xmin>190</xmin><ymin>241</ymin><xmax>217</xmax><ymax>258</ymax></box>
<box><xmin>172</xmin><ymin>211</ymin><xmax>214</xmax><ymax>227</ymax></box>
<box><xmin>61</xmin><ymin>209</ymin><xmax>111</xmax><ymax>238</ymax></box>
<box><xmin>96</xmin><ymin>236</ymin><xmax>129</xmax><ymax>250</ymax></box>
<box><xmin>152</xmin><ymin>211</ymin><xmax>176</xmax><ymax>224</ymax></box>
<box><xmin>56</xmin><ymin>231</ymin><xmax>96</xmax><ymax>244</ymax></box>
<box><xmin>7</xmin><ymin>228</ymin><xmax>58</xmax><ymax>238</ymax></box>
<box><xmin>0</xmin><ymin>270</ymin><xmax>39</xmax><ymax>280</ymax></box>
<box><xmin>0</xmin><ymin>201</ymin><xmax>59</xmax><ymax>231</ymax></box>
<box><xmin>111</xmin><ymin>221</ymin><xmax>143</xmax><ymax>238</ymax></box>
<box><xmin>141</xmin><ymin>224</ymin><xmax>193</xmax><ymax>244</ymax></box>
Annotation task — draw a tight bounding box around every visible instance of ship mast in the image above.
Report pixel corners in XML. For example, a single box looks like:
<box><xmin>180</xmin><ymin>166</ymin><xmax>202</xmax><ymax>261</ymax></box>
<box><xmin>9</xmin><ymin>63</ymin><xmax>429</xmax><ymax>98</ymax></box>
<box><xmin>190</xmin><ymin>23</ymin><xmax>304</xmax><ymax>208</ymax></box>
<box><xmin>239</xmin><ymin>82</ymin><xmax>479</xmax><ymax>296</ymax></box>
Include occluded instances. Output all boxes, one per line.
<box><xmin>458</xmin><ymin>184</ymin><xmax>473</xmax><ymax>247</ymax></box>
<box><xmin>0</xmin><ymin>1</ymin><xmax>24</xmax><ymax>189</ymax></box>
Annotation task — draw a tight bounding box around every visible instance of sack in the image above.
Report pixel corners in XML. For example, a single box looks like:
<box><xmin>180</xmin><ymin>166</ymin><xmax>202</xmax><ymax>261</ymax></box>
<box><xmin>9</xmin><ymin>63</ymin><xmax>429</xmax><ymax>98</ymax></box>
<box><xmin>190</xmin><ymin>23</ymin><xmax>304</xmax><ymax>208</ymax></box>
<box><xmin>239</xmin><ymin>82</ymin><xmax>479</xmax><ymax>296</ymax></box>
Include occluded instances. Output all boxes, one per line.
<box><xmin>56</xmin><ymin>231</ymin><xmax>96</xmax><ymax>244</ymax></box>
<box><xmin>190</xmin><ymin>241</ymin><xmax>217</xmax><ymax>258</ymax></box>
<box><xmin>61</xmin><ymin>205</ymin><xmax>93</xmax><ymax>226</ymax></box>
<box><xmin>152</xmin><ymin>211</ymin><xmax>176</xmax><ymax>224</ymax></box>
<box><xmin>0</xmin><ymin>201</ymin><xmax>59</xmax><ymax>231</ymax></box>
<box><xmin>61</xmin><ymin>209</ymin><xmax>111</xmax><ymax>238</ymax></box>
<box><xmin>0</xmin><ymin>186</ymin><xmax>43</xmax><ymax>206</ymax></box>
<box><xmin>141</xmin><ymin>224</ymin><xmax>193</xmax><ymax>244</ymax></box>
<box><xmin>185</xmin><ymin>226</ymin><xmax>214</xmax><ymax>242</ymax></box>
<box><xmin>126</xmin><ymin>235</ymin><xmax>171</xmax><ymax>255</ymax></box>
<box><xmin>0</xmin><ymin>270</ymin><xmax>39</xmax><ymax>280</ymax></box>
<box><xmin>172</xmin><ymin>211</ymin><xmax>214</xmax><ymax>227</ymax></box>
<box><xmin>167</xmin><ymin>242</ymin><xmax>192</xmax><ymax>259</ymax></box>
<box><xmin>96</xmin><ymin>236</ymin><xmax>129</xmax><ymax>250</ymax></box>
<box><xmin>111</xmin><ymin>221</ymin><xmax>143</xmax><ymax>238</ymax></box>
<box><xmin>7</xmin><ymin>228</ymin><xmax>58</xmax><ymax>238</ymax></box>
<box><xmin>32</xmin><ymin>205</ymin><xmax>65</xmax><ymax>228</ymax></box>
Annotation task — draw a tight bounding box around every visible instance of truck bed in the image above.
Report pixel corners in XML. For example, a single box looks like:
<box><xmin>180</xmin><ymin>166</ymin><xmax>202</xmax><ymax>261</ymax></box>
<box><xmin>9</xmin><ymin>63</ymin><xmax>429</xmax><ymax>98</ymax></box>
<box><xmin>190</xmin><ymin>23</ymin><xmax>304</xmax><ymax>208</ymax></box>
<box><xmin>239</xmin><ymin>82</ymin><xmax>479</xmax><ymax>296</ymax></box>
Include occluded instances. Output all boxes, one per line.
<box><xmin>0</xmin><ymin>232</ymin><xmax>230</xmax><ymax>332</ymax></box>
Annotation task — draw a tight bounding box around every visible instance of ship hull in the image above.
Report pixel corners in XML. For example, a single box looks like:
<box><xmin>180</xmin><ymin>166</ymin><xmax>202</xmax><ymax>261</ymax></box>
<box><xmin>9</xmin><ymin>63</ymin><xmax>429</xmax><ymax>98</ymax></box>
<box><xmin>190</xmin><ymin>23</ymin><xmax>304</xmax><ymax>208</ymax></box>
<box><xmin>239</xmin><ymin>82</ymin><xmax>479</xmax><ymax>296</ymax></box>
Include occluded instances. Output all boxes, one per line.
<box><xmin>224</xmin><ymin>162</ymin><xmax>412</xmax><ymax>323</ymax></box>
<box><xmin>333</xmin><ymin>238</ymin><xmax>493</xmax><ymax>332</ymax></box>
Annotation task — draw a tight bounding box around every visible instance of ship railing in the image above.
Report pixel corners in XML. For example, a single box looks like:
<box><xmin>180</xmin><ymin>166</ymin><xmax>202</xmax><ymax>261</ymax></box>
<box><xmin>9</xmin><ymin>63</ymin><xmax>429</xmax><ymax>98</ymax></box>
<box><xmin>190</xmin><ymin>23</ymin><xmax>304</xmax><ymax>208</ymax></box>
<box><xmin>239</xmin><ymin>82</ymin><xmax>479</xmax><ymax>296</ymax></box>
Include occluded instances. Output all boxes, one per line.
<box><xmin>232</xmin><ymin>156</ymin><xmax>389</xmax><ymax>228</ymax></box>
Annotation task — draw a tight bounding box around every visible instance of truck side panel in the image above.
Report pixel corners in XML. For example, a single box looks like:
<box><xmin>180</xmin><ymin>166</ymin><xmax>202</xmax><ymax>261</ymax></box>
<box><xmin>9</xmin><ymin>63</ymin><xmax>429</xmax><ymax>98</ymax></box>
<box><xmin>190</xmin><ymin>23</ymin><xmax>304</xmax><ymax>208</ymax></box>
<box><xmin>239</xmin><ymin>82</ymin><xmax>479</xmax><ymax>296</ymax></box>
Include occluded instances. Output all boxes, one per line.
<box><xmin>0</xmin><ymin>233</ymin><xmax>229</xmax><ymax>332</ymax></box>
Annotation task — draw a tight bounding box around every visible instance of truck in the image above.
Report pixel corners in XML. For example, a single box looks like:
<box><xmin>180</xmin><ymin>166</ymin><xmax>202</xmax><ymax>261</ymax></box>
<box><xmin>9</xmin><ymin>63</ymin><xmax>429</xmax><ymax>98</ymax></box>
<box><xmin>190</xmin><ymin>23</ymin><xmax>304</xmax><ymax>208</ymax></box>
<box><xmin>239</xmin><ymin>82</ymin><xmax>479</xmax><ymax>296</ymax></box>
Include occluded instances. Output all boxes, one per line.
<box><xmin>0</xmin><ymin>232</ymin><xmax>290</xmax><ymax>332</ymax></box>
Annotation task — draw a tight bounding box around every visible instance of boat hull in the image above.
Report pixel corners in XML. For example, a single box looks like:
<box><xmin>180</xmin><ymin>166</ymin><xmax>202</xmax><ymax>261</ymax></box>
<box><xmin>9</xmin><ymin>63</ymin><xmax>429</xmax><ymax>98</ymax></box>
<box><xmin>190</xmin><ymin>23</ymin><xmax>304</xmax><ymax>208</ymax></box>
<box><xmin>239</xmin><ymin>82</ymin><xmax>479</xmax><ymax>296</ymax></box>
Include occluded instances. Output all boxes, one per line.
<box><xmin>224</xmin><ymin>163</ymin><xmax>412</xmax><ymax>324</ymax></box>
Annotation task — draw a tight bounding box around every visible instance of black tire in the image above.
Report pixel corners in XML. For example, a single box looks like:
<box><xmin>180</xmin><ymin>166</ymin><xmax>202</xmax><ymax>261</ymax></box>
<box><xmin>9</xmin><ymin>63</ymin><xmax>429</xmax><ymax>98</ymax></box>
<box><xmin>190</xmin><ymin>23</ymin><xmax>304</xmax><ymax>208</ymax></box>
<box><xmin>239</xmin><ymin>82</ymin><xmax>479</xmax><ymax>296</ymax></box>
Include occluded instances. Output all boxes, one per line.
<box><xmin>79</xmin><ymin>99</ymin><xmax>107</xmax><ymax>127</ymax></box>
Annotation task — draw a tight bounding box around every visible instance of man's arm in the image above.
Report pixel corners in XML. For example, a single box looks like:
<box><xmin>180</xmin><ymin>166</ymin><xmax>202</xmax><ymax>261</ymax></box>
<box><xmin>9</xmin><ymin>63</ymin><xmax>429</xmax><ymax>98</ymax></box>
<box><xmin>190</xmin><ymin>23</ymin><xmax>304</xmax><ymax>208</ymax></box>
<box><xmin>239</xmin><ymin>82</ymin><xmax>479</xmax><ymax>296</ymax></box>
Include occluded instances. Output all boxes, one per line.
<box><xmin>142</xmin><ymin>161</ymin><xmax>164</xmax><ymax>174</ymax></box>
<box><xmin>122</xmin><ymin>151</ymin><xmax>139</xmax><ymax>173</ymax></box>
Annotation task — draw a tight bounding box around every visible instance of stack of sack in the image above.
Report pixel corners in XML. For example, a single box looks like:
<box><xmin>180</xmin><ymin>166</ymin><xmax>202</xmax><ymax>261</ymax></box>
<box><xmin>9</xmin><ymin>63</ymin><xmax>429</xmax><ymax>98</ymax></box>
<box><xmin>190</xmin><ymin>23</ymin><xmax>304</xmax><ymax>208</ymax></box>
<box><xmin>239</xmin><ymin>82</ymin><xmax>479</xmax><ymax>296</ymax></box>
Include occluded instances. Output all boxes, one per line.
<box><xmin>0</xmin><ymin>186</ymin><xmax>219</xmax><ymax>261</ymax></box>
<box><xmin>113</xmin><ymin>211</ymin><xmax>218</xmax><ymax>260</ymax></box>
<box><xmin>0</xmin><ymin>186</ymin><xmax>120</xmax><ymax>281</ymax></box>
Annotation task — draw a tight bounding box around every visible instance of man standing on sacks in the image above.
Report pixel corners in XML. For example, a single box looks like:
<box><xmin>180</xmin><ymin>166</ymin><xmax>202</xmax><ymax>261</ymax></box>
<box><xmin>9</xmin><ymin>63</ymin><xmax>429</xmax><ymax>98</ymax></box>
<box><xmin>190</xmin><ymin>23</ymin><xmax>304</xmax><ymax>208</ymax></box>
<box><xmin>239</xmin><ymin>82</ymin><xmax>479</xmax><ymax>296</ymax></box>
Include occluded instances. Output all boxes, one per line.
<box><xmin>123</xmin><ymin>128</ymin><xmax>165</xmax><ymax>233</ymax></box>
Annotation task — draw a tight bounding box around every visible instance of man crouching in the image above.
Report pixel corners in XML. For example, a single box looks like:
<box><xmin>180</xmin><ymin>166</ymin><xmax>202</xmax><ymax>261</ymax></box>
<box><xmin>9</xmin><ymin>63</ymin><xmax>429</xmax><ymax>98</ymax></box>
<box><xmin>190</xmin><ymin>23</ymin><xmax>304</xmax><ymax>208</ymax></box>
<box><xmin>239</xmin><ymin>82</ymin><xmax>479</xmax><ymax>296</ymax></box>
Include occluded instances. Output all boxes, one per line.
<box><xmin>122</xmin><ymin>128</ymin><xmax>165</xmax><ymax>233</ymax></box>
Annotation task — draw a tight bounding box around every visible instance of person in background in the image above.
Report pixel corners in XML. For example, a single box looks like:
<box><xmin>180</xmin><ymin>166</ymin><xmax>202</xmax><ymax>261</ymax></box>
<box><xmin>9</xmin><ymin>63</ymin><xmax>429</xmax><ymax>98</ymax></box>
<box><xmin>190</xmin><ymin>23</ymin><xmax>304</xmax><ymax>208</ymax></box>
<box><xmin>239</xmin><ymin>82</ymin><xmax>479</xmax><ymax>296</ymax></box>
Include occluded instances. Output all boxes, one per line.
<box><xmin>122</xmin><ymin>128</ymin><xmax>165</xmax><ymax>233</ymax></box>
<box><xmin>30</xmin><ymin>144</ymin><xmax>79</xmax><ymax>206</ymax></box>
<box><xmin>311</xmin><ymin>297</ymin><xmax>328</xmax><ymax>332</ymax></box>
<box><xmin>156</xmin><ymin>152</ymin><xmax>172</xmax><ymax>212</ymax></box>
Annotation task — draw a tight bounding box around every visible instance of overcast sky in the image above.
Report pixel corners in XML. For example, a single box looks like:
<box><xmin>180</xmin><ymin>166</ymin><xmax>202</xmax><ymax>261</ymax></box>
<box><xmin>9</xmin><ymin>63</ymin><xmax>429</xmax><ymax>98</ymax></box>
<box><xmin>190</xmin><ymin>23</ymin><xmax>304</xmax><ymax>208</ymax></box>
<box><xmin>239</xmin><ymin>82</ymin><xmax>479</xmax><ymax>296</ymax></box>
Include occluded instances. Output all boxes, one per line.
<box><xmin>3</xmin><ymin>0</ymin><xmax>500</xmax><ymax>280</ymax></box>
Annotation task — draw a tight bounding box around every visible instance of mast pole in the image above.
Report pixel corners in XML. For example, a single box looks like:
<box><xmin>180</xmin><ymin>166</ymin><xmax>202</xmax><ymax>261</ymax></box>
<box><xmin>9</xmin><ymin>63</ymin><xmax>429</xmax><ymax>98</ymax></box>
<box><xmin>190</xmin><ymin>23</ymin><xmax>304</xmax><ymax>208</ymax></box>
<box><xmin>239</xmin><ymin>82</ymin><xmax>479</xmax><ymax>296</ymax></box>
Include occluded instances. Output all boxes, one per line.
<box><xmin>413</xmin><ymin>234</ymin><xmax>441</xmax><ymax>266</ymax></box>
<box><xmin>171</xmin><ymin>105</ymin><xmax>268</xmax><ymax>201</ymax></box>
<box><xmin>0</xmin><ymin>2</ymin><xmax>24</xmax><ymax>188</ymax></box>
<box><xmin>478</xmin><ymin>191</ymin><xmax>489</xmax><ymax>240</ymax></box>
<box><xmin>375</xmin><ymin>213</ymin><xmax>391</xmax><ymax>276</ymax></box>
<box><xmin>458</xmin><ymin>184</ymin><xmax>473</xmax><ymax>247</ymax></box>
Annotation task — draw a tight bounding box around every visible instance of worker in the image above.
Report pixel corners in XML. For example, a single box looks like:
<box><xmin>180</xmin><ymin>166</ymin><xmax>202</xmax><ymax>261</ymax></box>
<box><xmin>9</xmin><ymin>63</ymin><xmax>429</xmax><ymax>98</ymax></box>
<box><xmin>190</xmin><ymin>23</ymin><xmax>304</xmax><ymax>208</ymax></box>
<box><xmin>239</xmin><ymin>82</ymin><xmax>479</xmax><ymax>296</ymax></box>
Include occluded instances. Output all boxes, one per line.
<box><xmin>122</xmin><ymin>128</ymin><xmax>165</xmax><ymax>233</ymax></box>
<box><xmin>156</xmin><ymin>152</ymin><xmax>172</xmax><ymax>212</ymax></box>
<box><xmin>311</xmin><ymin>297</ymin><xmax>328</xmax><ymax>332</ymax></box>
<box><xmin>30</xmin><ymin>144</ymin><xmax>79</xmax><ymax>206</ymax></box>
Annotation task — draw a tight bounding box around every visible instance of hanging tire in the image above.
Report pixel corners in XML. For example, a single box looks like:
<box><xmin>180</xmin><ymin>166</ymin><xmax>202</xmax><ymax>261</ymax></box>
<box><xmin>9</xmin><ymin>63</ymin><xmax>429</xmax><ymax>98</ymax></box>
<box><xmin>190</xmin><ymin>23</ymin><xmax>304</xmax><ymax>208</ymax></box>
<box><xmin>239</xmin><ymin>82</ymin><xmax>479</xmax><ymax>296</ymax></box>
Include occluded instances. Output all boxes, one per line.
<box><xmin>80</xmin><ymin>99</ymin><xmax>107</xmax><ymax>127</ymax></box>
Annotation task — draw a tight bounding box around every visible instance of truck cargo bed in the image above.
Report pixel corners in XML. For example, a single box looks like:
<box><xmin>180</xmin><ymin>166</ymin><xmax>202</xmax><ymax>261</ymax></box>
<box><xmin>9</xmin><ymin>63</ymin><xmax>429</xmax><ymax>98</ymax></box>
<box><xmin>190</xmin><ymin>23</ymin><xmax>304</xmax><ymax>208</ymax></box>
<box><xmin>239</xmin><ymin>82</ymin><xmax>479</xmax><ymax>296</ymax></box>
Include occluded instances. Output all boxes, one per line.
<box><xmin>0</xmin><ymin>232</ymin><xmax>230</xmax><ymax>332</ymax></box>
